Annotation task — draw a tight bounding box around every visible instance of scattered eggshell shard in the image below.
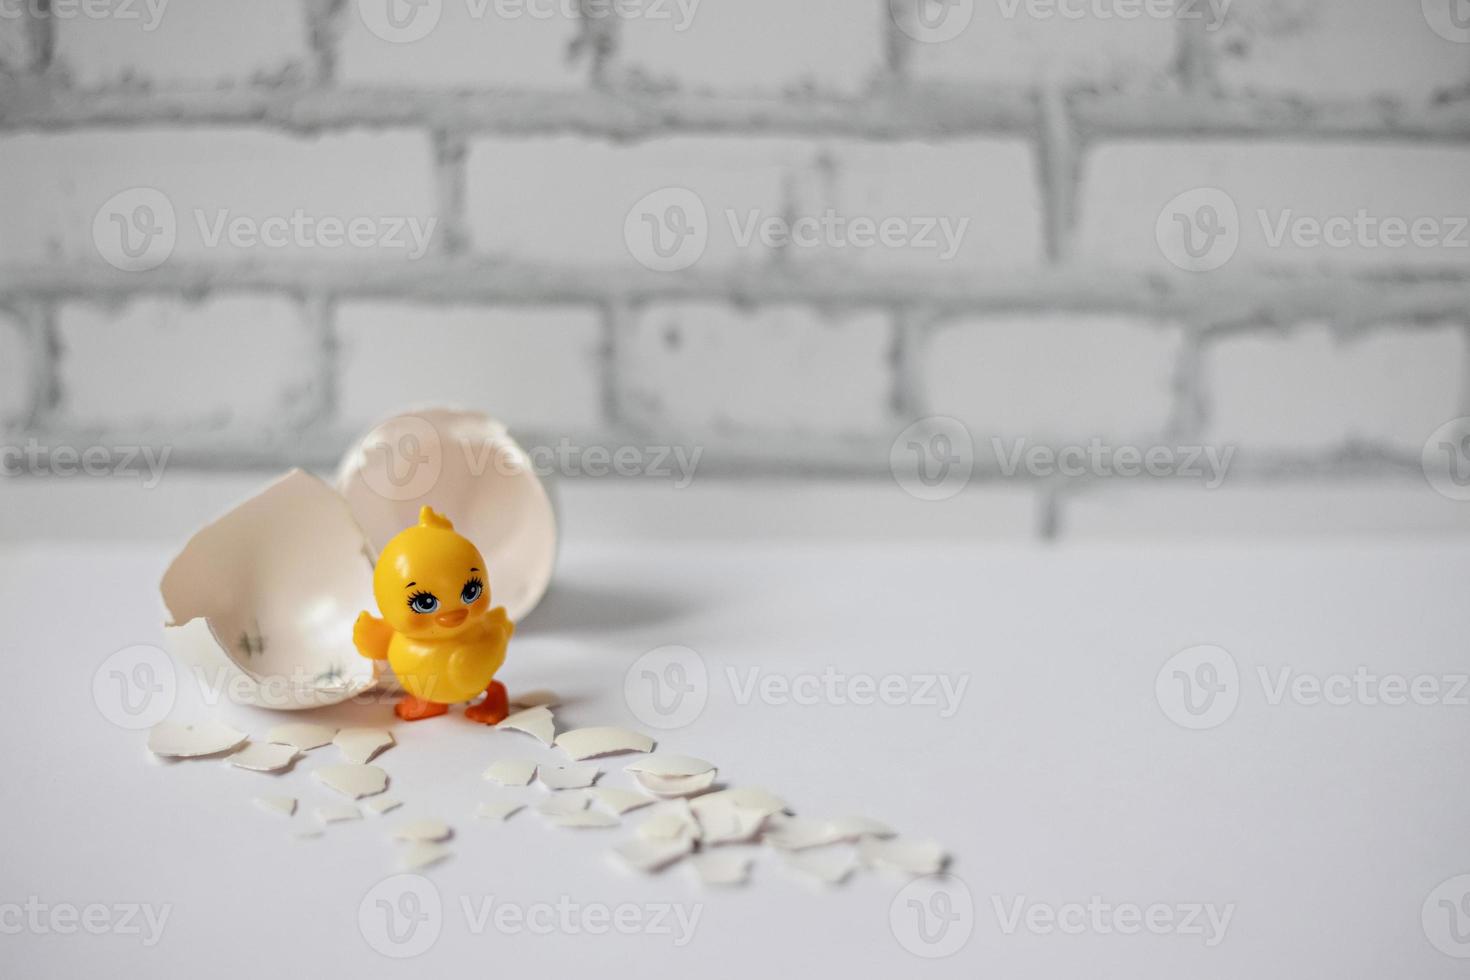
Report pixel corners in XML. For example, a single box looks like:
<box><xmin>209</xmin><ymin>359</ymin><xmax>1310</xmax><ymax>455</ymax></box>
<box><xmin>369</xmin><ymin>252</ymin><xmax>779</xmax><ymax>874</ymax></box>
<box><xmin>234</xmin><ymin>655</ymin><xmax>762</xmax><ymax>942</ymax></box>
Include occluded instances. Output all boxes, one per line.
<box><xmin>825</xmin><ymin>816</ymin><xmax>895</xmax><ymax>841</ymax></box>
<box><xmin>315</xmin><ymin>803</ymin><xmax>361</xmax><ymax>824</ymax></box>
<box><xmin>229</xmin><ymin>742</ymin><xmax>301</xmax><ymax>773</ymax></box>
<box><xmin>858</xmin><ymin>837</ymin><xmax>948</xmax><ymax>876</ymax></box>
<box><xmin>497</xmin><ymin>706</ymin><xmax>556</xmax><ymax>746</ymax></box>
<box><xmin>624</xmin><ymin>755</ymin><xmax>715</xmax><ymax>778</ymax></box>
<box><xmin>482</xmin><ymin>759</ymin><xmax>537</xmax><ymax>786</ymax></box>
<box><xmin>365</xmin><ymin>797</ymin><xmax>403</xmax><ymax>816</ymax></box>
<box><xmin>266</xmin><ymin>723</ymin><xmax>336</xmax><ymax>751</ymax></box>
<box><xmin>637</xmin><ymin>802</ymin><xmax>699</xmax><ymax>842</ymax></box>
<box><xmin>333</xmin><ymin>728</ymin><xmax>395</xmax><ymax>765</ymax></box>
<box><xmin>147</xmin><ymin>720</ymin><xmax>248</xmax><ymax>759</ymax></box>
<box><xmin>634</xmin><ymin>769</ymin><xmax>717</xmax><ymax>798</ymax></box>
<box><xmin>764</xmin><ymin>816</ymin><xmax>839</xmax><ymax>851</ymax></box>
<box><xmin>549</xmin><ymin>810</ymin><xmax>619</xmax><ymax>829</ymax></box>
<box><xmin>539</xmin><ymin>763</ymin><xmax>599</xmax><ymax>790</ymax></box>
<box><xmin>613</xmin><ymin>836</ymin><xmax>694</xmax><ymax>873</ymax></box>
<box><xmin>554</xmin><ymin>727</ymin><xmax>655</xmax><ymax>761</ymax></box>
<box><xmin>592</xmin><ymin>788</ymin><xmax>656</xmax><ymax>815</ymax></box>
<box><xmin>314</xmin><ymin>764</ymin><xmax>389</xmax><ymax>799</ymax></box>
<box><xmin>393</xmin><ymin>820</ymin><xmax>452</xmax><ymax>842</ymax></box>
<box><xmin>784</xmin><ymin>848</ymin><xmax>859</xmax><ymax>886</ymax></box>
<box><xmin>690</xmin><ymin>787</ymin><xmax>789</xmax><ymax>820</ymax></box>
<box><xmin>476</xmin><ymin>801</ymin><xmax>525</xmax><ymax>822</ymax></box>
<box><xmin>509</xmin><ymin>689</ymin><xmax>559</xmax><ymax>710</ymax></box>
<box><xmin>254</xmin><ymin>795</ymin><xmax>296</xmax><ymax>817</ymax></box>
<box><xmin>697</xmin><ymin>803</ymin><xmax>768</xmax><ymax>846</ymax></box>
<box><xmin>159</xmin><ymin>469</ymin><xmax>379</xmax><ymax>709</ymax></box>
<box><xmin>536</xmin><ymin>793</ymin><xmax>590</xmax><ymax>818</ymax></box>
<box><xmin>399</xmin><ymin>841</ymin><xmax>451</xmax><ymax>871</ymax></box>
<box><xmin>692</xmin><ymin>852</ymin><xmax>753</xmax><ymax>886</ymax></box>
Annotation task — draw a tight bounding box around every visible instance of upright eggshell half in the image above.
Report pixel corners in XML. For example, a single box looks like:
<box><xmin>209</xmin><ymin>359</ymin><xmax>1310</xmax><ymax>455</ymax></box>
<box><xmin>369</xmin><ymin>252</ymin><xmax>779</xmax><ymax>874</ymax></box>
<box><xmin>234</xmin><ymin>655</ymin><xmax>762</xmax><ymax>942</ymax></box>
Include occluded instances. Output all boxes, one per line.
<box><xmin>160</xmin><ymin>469</ymin><xmax>380</xmax><ymax>709</ymax></box>
<box><xmin>335</xmin><ymin>409</ymin><xmax>557</xmax><ymax>622</ymax></box>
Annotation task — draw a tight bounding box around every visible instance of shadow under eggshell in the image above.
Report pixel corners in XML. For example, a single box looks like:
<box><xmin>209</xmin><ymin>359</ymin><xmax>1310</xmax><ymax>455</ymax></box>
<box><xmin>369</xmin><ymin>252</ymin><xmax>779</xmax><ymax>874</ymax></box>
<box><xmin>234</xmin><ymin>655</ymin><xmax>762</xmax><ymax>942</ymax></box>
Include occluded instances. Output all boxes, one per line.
<box><xmin>159</xmin><ymin>469</ymin><xmax>379</xmax><ymax>709</ymax></box>
<box><xmin>334</xmin><ymin>408</ymin><xmax>557</xmax><ymax>623</ymax></box>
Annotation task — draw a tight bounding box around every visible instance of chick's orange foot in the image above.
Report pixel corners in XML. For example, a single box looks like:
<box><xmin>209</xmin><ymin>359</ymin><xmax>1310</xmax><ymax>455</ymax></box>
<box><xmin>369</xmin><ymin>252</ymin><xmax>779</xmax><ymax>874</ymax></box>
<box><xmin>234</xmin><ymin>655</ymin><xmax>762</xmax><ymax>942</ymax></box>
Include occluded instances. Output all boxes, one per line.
<box><xmin>395</xmin><ymin>695</ymin><xmax>450</xmax><ymax>721</ymax></box>
<box><xmin>464</xmin><ymin>680</ymin><xmax>509</xmax><ymax>725</ymax></box>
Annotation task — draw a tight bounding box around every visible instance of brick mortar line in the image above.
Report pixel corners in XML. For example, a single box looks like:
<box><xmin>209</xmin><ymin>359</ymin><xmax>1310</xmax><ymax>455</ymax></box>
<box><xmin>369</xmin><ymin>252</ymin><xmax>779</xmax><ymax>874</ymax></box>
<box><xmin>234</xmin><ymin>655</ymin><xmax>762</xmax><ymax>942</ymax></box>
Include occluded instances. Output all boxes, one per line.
<box><xmin>4</xmin><ymin>83</ymin><xmax>1469</xmax><ymax>141</ymax></box>
<box><xmin>5</xmin><ymin>265</ymin><xmax>1469</xmax><ymax>326</ymax></box>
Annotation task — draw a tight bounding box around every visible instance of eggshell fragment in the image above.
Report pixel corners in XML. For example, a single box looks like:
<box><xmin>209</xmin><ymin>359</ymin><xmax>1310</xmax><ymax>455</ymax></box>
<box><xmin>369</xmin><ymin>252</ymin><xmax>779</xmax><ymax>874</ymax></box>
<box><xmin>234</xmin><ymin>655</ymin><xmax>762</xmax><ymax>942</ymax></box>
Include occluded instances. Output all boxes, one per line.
<box><xmin>497</xmin><ymin>706</ymin><xmax>556</xmax><ymax>746</ymax></box>
<box><xmin>482</xmin><ymin>759</ymin><xmax>537</xmax><ymax>787</ymax></box>
<box><xmin>334</xmin><ymin>728</ymin><xmax>395</xmax><ymax>765</ymax></box>
<box><xmin>148</xmin><ymin>720</ymin><xmax>248</xmax><ymax>759</ymax></box>
<box><xmin>554</xmin><ymin>727</ymin><xmax>655</xmax><ymax>761</ymax></box>
<box><xmin>549</xmin><ymin>810</ymin><xmax>619</xmax><ymax>829</ymax></box>
<box><xmin>315</xmin><ymin>803</ymin><xmax>361</xmax><ymax>824</ymax></box>
<box><xmin>536</xmin><ymin>793</ymin><xmax>590</xmax><ymax>818</ymax></box>
<box><xmin>365</xmin><ymin>798</ymin><xmax>403</xmax><ymax>816</ymax></box>
<box><xmin>784</xmin><ymin>848</ymin><xmax>859</xmax><ymax>886</ymax></box>
<box><xmin>697</xmin><ymin>803</ymin><xmax>768</xmax><ymax>846</ymax></box>
<box><xmin>858</xmin><ymin>837</ymin><xmax>949</xmax><ymax>876</ymax></box>
<box><xmin>254</xmin><ymin>796</ymin><xmax>297</xmax><ymax>817</ymax></box>
<box><xmin>691</xmin><ymin>852</ymin><xmax>753</xmax><ymax>886</ymax></box>
<box><xmin>314</xmin><ymin>764</ymin><xmax>389</xmax><ymax>799</ymax></box>
<box><xmin>633</xmin><ymin>770</ymin><xmax>717</xmax><ymax>798</ymax></box>
<box><xmin>624</xmin><ymin>755</ymin><xmax>715</xmax><ymax>778</ymax></box>
<box><xmin>476</xmin><ymin>801</ymin><xmax>524</xmax><ymax>822</ymax></box>
<box><xmin>613</xmin><ymin>837</ymin><xmax>694</xmax><ymax>873</ymax></box>
<box><xmin>229</xmin><ymin>742</ymin><xmax>301</xmax><ymax>773</ymax></box>
<box><xmin>267</xmin><ymin>723</ymin><xmax>337</xmax><ymax>751</ymax></box>
<box><xmin>538</xmin><ymin>764</ymin><xmax>599</xmax><ymax>791</ymax></box>
<box><xmin>159</xmin><ymin>470</ymin><xmax>379</xmax><ymax>710</ymax></box>
<box><xmin>393</xmin><ymin>820</ymin><xmax>452</xmax><ymax>842</ymax></box>
<box><xmin>399</xmin><ymin>842</ymin><xmax>451</xmax><ymax>871</ymax></box>
<box><xmin>825</xmin><ymin>816</ymin><xmax>896</xmax><ymax>841</ymax></box>
<box><xmin>591</xmin><ymin>788</ymin><xmax>656</xmax><ymax>815</ymax></box>
<box><xmin>336</xmin><ymin>409</ymin><xmax>557</xmax><ymax>622</ymax></box>
<box><xmin>637</xmin><ymin>802</ymin><xmax>699</xmax><ymax>842</ymax></box>
<box><xmin>764</xmin><ymin>816</ymin><xmax>839</xmax><ymax>851</ymax></box>
<box><xmin>689</xmin><ymin>787</ymin><xmax>789</xmax><ymax>820</ymax></box>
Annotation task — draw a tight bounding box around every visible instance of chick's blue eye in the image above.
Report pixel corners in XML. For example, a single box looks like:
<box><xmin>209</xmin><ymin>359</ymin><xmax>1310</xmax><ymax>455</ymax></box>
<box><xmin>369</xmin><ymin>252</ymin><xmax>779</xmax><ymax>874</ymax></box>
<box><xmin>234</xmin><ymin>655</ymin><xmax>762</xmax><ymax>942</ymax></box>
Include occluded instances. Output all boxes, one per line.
<box><xmin>408</xmin><ymin>592</ymin><xmax>439</xmax><ymax>614</ymax></box>
<box><xmin>461</xmin><ymin>578</ymin><xmax>484</xmax><ymax>604</ymax></box>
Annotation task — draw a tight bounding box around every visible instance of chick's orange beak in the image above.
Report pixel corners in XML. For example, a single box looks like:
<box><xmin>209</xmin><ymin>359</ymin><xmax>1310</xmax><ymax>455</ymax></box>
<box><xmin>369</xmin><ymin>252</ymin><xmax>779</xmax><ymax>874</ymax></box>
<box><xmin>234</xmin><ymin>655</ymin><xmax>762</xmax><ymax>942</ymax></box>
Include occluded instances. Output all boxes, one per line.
<box><xmin>435</xmin><ymin>608</ymin><xmax>469</xmax><ymax>628</ymax></box>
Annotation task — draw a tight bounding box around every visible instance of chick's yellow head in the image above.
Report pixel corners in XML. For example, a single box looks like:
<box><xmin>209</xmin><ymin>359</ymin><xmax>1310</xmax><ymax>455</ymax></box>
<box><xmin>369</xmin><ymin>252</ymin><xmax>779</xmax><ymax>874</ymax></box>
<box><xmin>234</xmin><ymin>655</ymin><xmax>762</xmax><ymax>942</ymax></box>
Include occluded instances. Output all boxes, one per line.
<box><xmin>373</xmin><ymin>506</ymin><xmax>492</xmax><ymax>639</ymax></box>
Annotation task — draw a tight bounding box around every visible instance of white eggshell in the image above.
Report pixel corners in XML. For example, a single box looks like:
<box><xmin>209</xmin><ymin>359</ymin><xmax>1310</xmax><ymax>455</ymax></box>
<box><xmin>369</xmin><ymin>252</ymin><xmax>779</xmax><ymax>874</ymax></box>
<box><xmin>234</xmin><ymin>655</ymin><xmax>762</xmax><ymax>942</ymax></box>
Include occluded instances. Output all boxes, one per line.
<box><xmin>160</xmin><ymin>470</ymin><xmax>381</xmax><ymax>709</ymax></box>
<box><xmin>335</xmin><ymin>409</ymin><xmax>557</xmax><ymax>622</ymax></box>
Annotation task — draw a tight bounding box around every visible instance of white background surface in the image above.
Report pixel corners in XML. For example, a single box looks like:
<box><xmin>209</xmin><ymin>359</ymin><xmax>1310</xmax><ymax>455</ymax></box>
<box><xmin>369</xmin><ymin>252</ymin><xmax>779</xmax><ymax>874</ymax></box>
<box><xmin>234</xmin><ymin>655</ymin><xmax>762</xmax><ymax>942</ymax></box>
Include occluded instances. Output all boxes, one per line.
<box><xmin>3</xmin><ymin>536</ymin><xmax>1469</xmax><ymax>977</ymax></box>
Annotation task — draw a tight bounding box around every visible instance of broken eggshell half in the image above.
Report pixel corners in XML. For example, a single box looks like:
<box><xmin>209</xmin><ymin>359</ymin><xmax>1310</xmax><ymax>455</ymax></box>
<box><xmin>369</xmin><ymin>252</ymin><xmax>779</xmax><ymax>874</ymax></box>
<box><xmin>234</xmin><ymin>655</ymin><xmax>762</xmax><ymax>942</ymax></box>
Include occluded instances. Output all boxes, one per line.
<box><xmin>160</xmin><ymin>411</ymin><xmax>557</xmax><ymax>710</ymax></box>
<box><xmin>161</xmin><ymin>469</ymin><xmax>381</xmax><ymax>710</ymax></box>
<box><xmin>335</xmin><ymin>408</ymin><xmax>557</xmax><ymax>623</ymax></box>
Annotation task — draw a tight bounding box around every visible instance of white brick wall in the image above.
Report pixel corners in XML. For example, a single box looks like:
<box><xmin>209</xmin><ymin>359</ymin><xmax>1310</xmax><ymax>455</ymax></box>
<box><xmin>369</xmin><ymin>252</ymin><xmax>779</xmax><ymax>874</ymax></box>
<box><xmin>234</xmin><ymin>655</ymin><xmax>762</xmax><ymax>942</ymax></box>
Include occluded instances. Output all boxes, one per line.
<box><xmin>0</xmin><ymin>310</ymin><xmax>31</xmax><ymax>426</ymax></box>
<box><xmin>336</xmin><ymin>302</ymin><xmax>604</xmax><ymax>431</ymax></box>
<box><xmin>1211</xmin><ymin>0</ymin><xmax>1470</xmax><ymax>102</ymax></box>
<box><xmin>0</xmin><ymin>130</ymin><xmax>437</xmax><ymax>267</ymax></box>
<box><xmin>899</xmin><ymin>0</ymin><xmax>1177</xmax><ymax>87</ymax></box>
<box><xmin>337</xmin><ymin>0</ymin><xmax>586</xmax><ymax>88</ymax></box>
<box><xmin>921</xmin><ymin>314</ymin><xmax>1181</xmax><ymax>443</ymax></box>
<box><xmin>620</xmin><ymin>304</ymin><xmax>892</xmax><ymax>435</ymax></box>
<box><xmin>53</xmin><ymin>0</ymin><xmax>310</xmax><ymax>87</ymax></box>
<box><xmin>1077</xmin><ymin>142</ymin><xmax>1470</xmax><ymax>272</ymax></box>
<box><xmin>0</xmin><ymin>9</ymin><xmax>32</xmax><ymax>74</ymax></box>
<box><xmin>1202</xmin><ymin>322</ymin><xmax>1467</xmax><ymax>452</ymax></box>
<box><xmin>616</xmin><ymin>0</ymin><xmax>884</xmax><ymax>93</ymax></box>
<box><xmin>55</xmin><ymin>296</ymin><xmax>318</xmax><ymax>432</ymax></box>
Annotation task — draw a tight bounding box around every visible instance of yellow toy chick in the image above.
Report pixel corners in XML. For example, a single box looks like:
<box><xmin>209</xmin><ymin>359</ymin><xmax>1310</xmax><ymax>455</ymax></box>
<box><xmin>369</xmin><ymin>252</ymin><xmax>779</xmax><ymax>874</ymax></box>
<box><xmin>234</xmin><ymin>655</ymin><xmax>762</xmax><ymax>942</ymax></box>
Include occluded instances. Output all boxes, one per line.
<box><xmin>353</xmin><ymin>506</ymin><xmax>515</xmax><ymax>723</ymax></box>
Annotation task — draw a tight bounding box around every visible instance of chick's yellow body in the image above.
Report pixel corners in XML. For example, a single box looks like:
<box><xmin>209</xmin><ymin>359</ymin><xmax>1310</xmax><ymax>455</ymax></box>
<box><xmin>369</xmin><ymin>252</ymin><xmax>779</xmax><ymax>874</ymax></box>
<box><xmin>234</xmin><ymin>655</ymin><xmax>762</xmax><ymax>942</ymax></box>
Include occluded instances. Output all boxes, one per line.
<box><xmin>388</xmin><ymin>613</ymin><xmax>512</xmax><ymax>704</ymax></box>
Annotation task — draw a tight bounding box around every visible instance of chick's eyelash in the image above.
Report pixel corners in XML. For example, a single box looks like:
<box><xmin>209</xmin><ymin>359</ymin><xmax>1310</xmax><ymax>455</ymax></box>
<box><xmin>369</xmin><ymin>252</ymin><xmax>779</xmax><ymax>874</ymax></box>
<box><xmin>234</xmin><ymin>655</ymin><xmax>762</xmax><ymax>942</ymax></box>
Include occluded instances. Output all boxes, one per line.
<box><xmin>464</xmin><ymin>576</ymin><xmax>484</xmax><ymax>590</ymax></box>
<box><xmin>407</xmin><ymin>590</ymin><xmax>436</xmax><ymax>609</ymax></box>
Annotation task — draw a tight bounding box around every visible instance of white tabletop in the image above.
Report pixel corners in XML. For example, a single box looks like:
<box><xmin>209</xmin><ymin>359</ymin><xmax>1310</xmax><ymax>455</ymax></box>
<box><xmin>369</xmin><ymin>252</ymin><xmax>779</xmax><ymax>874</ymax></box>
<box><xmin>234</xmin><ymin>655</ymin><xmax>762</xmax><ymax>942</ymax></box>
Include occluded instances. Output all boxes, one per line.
<box><xmin>3</xmin><ymin>537</ymin><xmax>1468</xmax><ymax>978</ymax></box>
